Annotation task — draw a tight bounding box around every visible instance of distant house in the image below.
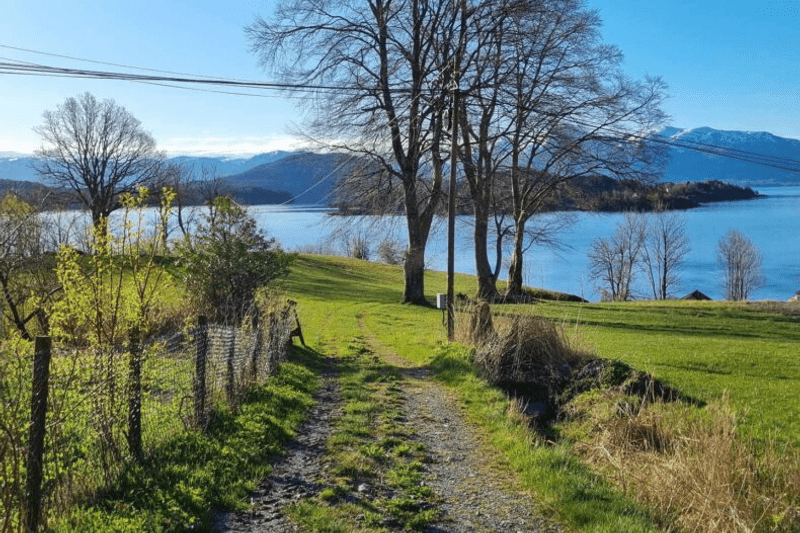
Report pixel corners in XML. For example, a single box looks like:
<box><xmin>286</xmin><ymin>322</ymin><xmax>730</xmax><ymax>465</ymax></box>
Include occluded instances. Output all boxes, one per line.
<box><xmin>682</xmin><ymin>290</ymin><xmax>712</xmax><ymax>301</ymax></box>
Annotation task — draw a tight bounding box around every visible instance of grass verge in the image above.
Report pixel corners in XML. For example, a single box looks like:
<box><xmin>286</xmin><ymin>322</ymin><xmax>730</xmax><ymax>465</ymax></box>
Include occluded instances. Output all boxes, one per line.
<box><xmin>49</xmin><ymin>351</ymin><xmax>320</xmax><ymax>532</ymax></box>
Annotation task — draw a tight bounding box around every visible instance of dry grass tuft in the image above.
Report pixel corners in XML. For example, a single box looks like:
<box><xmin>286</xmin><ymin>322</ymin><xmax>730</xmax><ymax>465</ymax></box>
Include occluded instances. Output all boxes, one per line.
<box><xmin>470</xmin><ymin>313</ymin><xmax>581</xmax><ymax>389</ymax></box>
<box><xmin>577</xmin><ymin>393</ymin><xmax>800</xmax><ymax>532</ymax></box>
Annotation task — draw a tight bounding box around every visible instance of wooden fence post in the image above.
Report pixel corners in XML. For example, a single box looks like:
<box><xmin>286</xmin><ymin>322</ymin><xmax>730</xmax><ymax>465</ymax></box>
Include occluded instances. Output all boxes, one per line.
<box><xmin>226</xmin><ymin>327</ymin><xmax>237</xmax><ymax>408</ymax></box>
<box><xmin>194</xmin><ymin>316</ymin><xmax>208</xmax><ymax>429</ymax></box>
<box><xmin>127</xmin><ymin>327</ymin><xmax>143</xmax><ymax>463</ymax></box>
<box><xmin>25</xmin><ymin>336</ymin><xmax>51</xmax><ymax>533</ymax></box>
<box><xmin>250</xmin><ymin>313</ymin><xmax>263</xmax><ymax>382</ymax></box>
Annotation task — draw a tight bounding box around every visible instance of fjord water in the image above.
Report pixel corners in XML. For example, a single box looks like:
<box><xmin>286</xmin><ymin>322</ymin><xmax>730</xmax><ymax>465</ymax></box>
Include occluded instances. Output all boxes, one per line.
<box><xmin>252</xmin><ymin>186</ymin><xmax>799</xmax><ymax>302</ymax></box>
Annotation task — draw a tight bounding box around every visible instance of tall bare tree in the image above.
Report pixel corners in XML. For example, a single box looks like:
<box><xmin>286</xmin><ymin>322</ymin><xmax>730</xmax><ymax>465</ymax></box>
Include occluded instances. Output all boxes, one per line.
<box><xmin>717</xmin><ymin>229</ymin><xmax>763</xmax><ymax>301</ymax></box>
<box><xmin>453</xmin><ymin>0</ymin><xmax>513</xmax><ymax>301</ymax></box>
<box><xmin>248</xmin><ymin>0</ymin><xmax>458</xmax><ymax>304</ymax></box>
<box><xmin>641</xmin><ymin>211</ymin><xmax>690</xmax><ymax>299</ymax></box>
<box><xmin>34</xmin><ymin>92</ymin><xmax>163</xmax><ymax>234</ymax></box>
<box><xmin>499</xmin><ymin>0</ymin><xmax>667</xmax><ymax>297</ymax></box>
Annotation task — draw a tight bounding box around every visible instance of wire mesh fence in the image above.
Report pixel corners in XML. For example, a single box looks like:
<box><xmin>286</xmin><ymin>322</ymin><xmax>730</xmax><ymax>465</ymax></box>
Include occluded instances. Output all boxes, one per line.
<box><xmin>0</xmin><ymin>301</ymin><xmax>298</xmax><ymax>533</ymax></box>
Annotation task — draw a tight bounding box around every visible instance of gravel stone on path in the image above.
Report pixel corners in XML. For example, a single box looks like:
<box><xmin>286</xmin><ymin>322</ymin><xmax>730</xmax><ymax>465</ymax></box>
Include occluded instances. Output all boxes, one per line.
<box><xmin>211</xmin><ymin>362</ymin><xmax>342</xmax><ymax>533</ymax></box>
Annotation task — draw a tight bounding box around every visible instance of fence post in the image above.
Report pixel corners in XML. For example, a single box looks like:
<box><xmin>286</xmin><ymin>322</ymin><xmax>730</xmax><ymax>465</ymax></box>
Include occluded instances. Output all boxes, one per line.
<box><xmin>127</xmin><ymin>327</ymin><xmax>143</xmax><ymax>463</ymax></box>
<box><xmin>194</xmin><ymin>316</ymin><xmax>208</xmax><ymax>429</ymax></box>
<box><xmin>25</xmin><ymin>336</ymin><xmax>52</xmax><ymax>533</ymax></box>
<box><xmin>250</xmin><ymin>313</ymin><xmax>263</xmax><ymax>382</ymax></box>
<box><xmin>226</xmin><ymin>327</ymin><xmax>237</xmax><ymax>408</ymax></box>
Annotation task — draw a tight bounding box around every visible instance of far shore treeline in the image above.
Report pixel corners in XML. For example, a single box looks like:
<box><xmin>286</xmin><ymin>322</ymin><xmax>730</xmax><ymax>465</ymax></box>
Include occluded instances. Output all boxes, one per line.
<box><xmin>0</xmin><ymin>171</ymin><xmax>760</xmax><ymax>214</ymax></box>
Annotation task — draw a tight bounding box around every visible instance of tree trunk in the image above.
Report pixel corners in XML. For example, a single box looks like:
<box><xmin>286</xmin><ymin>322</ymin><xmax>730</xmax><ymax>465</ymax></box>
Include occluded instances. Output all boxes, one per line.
<box><xmin>402</xmin><ymin>193</ymin><xmax>433</xmax><ymax>305</ymax></box>
<box><xmin>473</xmin><ymin>202</ymin><xmax>499</xmax><ymax>301</ymax></box>
<box><xmin>403</xmin><ymin>242</ymin><xmax>427</xmax><ymax>305</ymax></box>
<box><xmin>506</xmin><ymin>219</ymin><xmax>526</xmax><ymax>297</ymax></box>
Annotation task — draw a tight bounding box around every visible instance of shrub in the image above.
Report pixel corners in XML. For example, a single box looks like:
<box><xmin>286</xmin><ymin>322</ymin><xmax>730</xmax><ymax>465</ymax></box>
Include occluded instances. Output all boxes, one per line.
<box><xmin>471</xmin><ymin>312</ymin><xmax>581</xmax><ymax>420</ymax></box>
<box><xmin>376</xmin><ymin>238</ymin><xmax>404</xmax><ymax>265</ymax></box>
<box><xmin>178</xmin><ymin>197</ymin><xmax>292</xmax><ymax>324</ymax></box>
<box><xmin>346</xmin><ymin>234</ymin><xmax>370</xmax><ymax>260</ymax></box>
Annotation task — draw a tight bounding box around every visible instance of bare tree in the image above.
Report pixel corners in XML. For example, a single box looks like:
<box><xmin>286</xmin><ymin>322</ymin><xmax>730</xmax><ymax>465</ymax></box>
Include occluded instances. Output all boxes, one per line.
<box><xmin>454</xmin><ymin>0</ymin><xmax>513</xmax><ymax>301</ymax></box>
<box><xmin>499</xmin><ymin>0</ymin><xmax>668</xmax><ymax>298</ymax></box>
<box><xmin>641</xmin><ymin>211</ymin><xmax>690</xmax><ymax>300</ymax></box>
<box><xmin>151</xmin><ymin>162</ymin><xmax>195</xmax><ymax>244</ymax></box>
<box><xmin>717</xmin><ymin>229</ymin><xmax>763</xmax><ymax>301</ymax></box>
<box><xmin>248</xmin><ymin>0</ymin><xmax>458</xmax><ymax>304</ymax></box>
<box><xmin>589</xmin><ymin>213</ymin><xmax>646</xmax><ymax>301</ymax></box>
<box><xmin>34</xmin><ymin>92</ymin><xmax>163</xmax><ymax>234</ymax></box>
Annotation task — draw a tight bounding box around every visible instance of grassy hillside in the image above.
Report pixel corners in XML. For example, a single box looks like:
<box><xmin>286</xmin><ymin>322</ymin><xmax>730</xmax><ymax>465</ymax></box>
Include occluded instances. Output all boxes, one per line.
<box><xmin>47</xmin><ymin>254</ymin><xmax>796</xmax><ymax>532</ymax></box>
<box><xmin>280</xmin><ymin>254</ymin><xmax>800</xmax><ymax>446</ymax></box>
<box><xmin>278</xmin><ymin>254</ymin><xmax>799</xmax><ymax>532</ymax></box>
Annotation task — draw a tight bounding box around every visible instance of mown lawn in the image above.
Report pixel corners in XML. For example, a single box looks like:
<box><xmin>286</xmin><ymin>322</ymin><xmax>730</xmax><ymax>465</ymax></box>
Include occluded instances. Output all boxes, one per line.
<box><xmin>278</xmin><ymin>254</ymin><xmax>799</xmax><ymax>532</ymax></box>
<box><xmin>521</xmin><ymin>300</ymin><xmax>800</xmax><ymax>445</ymax></box>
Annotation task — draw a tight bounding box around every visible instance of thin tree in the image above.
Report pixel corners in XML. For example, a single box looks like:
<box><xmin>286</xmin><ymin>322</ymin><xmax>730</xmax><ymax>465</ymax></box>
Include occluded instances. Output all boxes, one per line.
<box><xmin>717</xmin><ymin>228</ymin><xmax>763</xmax><ymax>301</ymax></box>
<box><xmin>34</xmin><ymin>92</ymin><xmax>163</xmax><ymax>234</ymax></box>
<box><xmin>641</xmin><ymin>211</ymin><xmax>690</xmax><ymax>300</ymax></box>
<box><xmin>248</xmin><ymin>0</ymin><xmax>459</xmax><ymax>304</ymax></box>
<box><xmin>588</xmin><ymin>213</ymin><xmax>646</xmax><ymax>301</ymax></box>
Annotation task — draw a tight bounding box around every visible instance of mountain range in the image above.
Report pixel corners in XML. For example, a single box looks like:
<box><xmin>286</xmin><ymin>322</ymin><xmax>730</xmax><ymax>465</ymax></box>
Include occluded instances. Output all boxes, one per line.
<box><xmin>1</xmin><ymin>126</ymin><xmax>798</xmax><ymax>205</ymax></box>
<box><xmin>659</xmin><ymin>127</ymin><xmax>800</xmax><ymax>186</ymax></box>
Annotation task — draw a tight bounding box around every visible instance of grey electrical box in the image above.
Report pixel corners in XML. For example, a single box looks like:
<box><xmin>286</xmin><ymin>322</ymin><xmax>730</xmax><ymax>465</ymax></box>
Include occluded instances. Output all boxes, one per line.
<box><xmin>436</xmin><ymin>293</ymin><xmax>448</xmax><ymax>309</ymax></box>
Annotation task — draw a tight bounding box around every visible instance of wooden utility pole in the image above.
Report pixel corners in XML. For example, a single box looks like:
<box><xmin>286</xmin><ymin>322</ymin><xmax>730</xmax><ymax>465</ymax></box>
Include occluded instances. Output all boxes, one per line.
<box><xmin>447</xmin><ymin>0</ymin><xmax>465</xmax><ymax>342</ymax></box>
<box><xmin>447</xmin><ymin>83</ymin><xmax>457</xmax><ymax>342</ymax></box>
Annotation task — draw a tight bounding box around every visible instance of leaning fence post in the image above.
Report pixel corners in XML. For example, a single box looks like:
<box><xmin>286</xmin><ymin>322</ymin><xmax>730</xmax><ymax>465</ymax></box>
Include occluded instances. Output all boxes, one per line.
<box><xmin>127</xmin><ymin>327</ymin><xmax>143</xmax><ymax>463</ymax></box>
<box><xmin>194</xmin><ymin>316</ymin><xmax>208</xmax><ymax>429</ymax></box>
<box><xmin>25</xmin><ymin>336</ymin><xmax>52</xmax><ymax>533</ymax></box>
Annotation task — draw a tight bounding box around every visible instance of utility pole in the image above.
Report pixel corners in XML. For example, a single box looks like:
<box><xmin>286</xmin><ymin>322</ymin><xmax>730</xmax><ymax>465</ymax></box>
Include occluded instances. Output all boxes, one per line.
<box><xmin>447</xmin><ymin>0</ymin><xmax>464</xmax><ymax>342</ymax></box>
<box><xmin>447</xmin><ymin>81</ymin><xmax>457</xmax><ymax>342</ymax></box>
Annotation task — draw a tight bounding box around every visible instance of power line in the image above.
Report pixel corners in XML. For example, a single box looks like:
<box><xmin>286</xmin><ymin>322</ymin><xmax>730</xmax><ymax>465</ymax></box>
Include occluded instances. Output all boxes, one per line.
<box><xmin>2</xmin><ymin>46</ymin><xmax>799</xmax><ymax>174</ymax></box>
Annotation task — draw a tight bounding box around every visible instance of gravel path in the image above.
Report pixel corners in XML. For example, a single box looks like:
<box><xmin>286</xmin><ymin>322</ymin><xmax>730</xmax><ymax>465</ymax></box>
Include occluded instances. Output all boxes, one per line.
<box><xmin>396</xmin><ymin>364</ymin><xmax>562</xmax><ymax>533</ymax></box>
<box><xmin>213</xmin><ymin>355</ymin><xmax>561</xmax><ymax>532</ymax></box>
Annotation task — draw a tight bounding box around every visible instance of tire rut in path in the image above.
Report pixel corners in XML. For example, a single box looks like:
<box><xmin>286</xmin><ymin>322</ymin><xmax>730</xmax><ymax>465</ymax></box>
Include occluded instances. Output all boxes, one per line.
<box><xmin>398</xmin><ymin>366</ymin><xmax>562</xmax><ymax>533</ymax></box>
<box><xmin>211</xmin><ymin>361</ymin><xmax>342</xmax><ymax>533</ymax></box>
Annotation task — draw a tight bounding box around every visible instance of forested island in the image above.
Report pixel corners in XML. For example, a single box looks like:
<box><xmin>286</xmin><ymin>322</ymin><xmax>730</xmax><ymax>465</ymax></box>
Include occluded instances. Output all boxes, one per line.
<box><xmin>333</xmin><ymin>177</ymin><xmax>762</xmax><ymax>215</ymax></box>
<box><xmin>550</xmin><ymin>177</ymin><xmax>762</xmax><ymax>212</ymax></box>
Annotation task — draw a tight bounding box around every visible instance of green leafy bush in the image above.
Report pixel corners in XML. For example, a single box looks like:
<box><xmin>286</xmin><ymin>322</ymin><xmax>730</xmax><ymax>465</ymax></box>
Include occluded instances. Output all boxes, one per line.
<box><xmin>178</xmin><ymin>197</ymin><xmax>293</xmax><ymax>324</ymax></box>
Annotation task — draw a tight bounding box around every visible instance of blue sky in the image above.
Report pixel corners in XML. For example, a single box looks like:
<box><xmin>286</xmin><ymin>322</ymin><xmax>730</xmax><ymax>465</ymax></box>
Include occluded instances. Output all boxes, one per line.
<box><xmin>2</xmin><ymin>0</ymin><xmax>799</xmax><ymax>155</ymax></box>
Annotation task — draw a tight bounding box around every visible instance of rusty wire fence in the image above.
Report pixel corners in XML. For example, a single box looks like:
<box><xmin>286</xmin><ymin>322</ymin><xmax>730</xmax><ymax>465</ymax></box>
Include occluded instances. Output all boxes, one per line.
<box><xmin>0</xmin><ymin>302</ymin><xmax>298</xmax><ymax>533</ymax></box>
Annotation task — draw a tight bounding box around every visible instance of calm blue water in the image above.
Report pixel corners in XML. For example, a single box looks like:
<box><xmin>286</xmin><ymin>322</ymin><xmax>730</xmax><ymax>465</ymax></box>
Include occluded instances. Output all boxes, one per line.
<box><xmin>250</xmin><ymin>186</ymin><xmax>800</xmax><ymax>302</ymax></box>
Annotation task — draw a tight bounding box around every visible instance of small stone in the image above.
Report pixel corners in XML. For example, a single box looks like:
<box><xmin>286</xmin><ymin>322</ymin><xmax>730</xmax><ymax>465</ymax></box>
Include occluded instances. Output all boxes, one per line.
<box><xmin>357</xmin><ymin>483</ymin><xmax>371</xmax><ymax>493</ymax></box>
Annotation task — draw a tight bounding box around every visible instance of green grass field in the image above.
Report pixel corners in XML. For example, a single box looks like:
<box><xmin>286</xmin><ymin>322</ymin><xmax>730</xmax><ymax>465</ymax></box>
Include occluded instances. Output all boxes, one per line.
<box><xmin>521</xmin><ymin>300</ymin><xmax>800</xmax><ymax>444</ymax></box>
<box><xmin>278</xmin><ymin>254</ymin><xmax>799</xmax><ymax>532</ymax></box>
<box><xmin>281</xmin><ymin>254</ymin><xmax>800</xmax><ymax>446</ymax></box>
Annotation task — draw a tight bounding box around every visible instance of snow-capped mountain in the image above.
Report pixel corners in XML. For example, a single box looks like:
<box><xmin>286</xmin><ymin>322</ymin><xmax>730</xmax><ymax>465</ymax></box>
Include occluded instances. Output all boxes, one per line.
<box><xmin>658</xmin><ymin>127</ymin><xmax>800</xmax><ymax>185</ymax></box>
<box><xmin>2</xmin><ymin>128</ymin><xmax>799</xmax><ymax>197</ymax></box>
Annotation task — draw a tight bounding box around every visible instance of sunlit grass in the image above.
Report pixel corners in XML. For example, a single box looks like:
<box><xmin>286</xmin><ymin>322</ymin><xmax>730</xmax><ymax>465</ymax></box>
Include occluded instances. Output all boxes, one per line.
<box><xmin>282</xmin><ymin>254</ymin><xmax>800</xmax><ymax>532</ymax></box>
<box><xmin>521</xmin><ymin>299</ymin><xmax>800</xmax><ymax>444</ymax></box>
